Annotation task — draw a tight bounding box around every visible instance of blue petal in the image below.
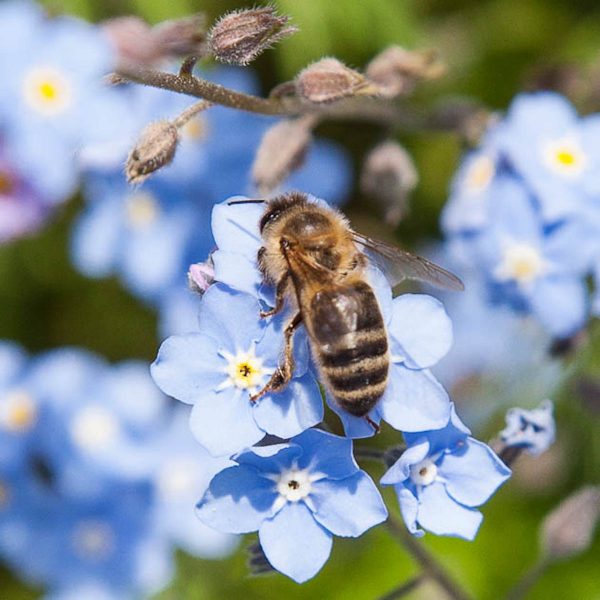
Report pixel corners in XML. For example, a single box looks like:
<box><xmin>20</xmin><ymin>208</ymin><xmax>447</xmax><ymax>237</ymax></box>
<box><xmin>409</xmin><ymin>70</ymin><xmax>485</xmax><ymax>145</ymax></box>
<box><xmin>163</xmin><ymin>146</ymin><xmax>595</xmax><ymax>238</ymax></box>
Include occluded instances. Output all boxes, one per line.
<box><xmin>396</xmin><ymin>486</ymin><xmax>424</xmax><ymax>537</ymax></box>
<box><xmin>190</xmin><ymin>389</ymin><xmax>265</xmax><ymax>456</ymax></box>
<box><xmin>252</xmin><ymin>374</ymin><xmax>323</xmax><ymax>439</ymax></box>
<box><xmin>379</xmin><ymin>367</ymin><xmax>450</xmax><ymax>433</ymax></box>
<box><xmin>196</xmin><ymin>465</ymin><xmax>278</xmax><ymax>534</ymax></box>
<box><xmin>388</xmin><ymin>294</ymin><xmax>453</xmax><ymax>368</ymax></box>
<box><xmin>417</xmin><ymin>482</ymin><xmax>483</xmax><ymax>540</ymax></box>
<box><xmin>151</xmin><ymin>334</ymin><xmax>227</xmax><ymax>405</ymax></box>
<box><xmin>211</xmin><ymin>198</ymin><xmax>263</xmax><ymax>261</ymax></box>
<box><xmin>235</xmin><ymin>444</ymin><xmax>302</xmax><ymax>474</ymax></box>
<box><xmin>380</xmin><ymin>439</ymin><xmax>430</xmax><ymax>485</ymax></box>
<box><xmin>326</xmin><ymin>392</ymin><xmax>382</xmax><ymax>439</ymax></box>
<box><xmin>259</xmin><ymin>502</ymin><xmax>333</xmax><ymax>583</ymax></box>
<box><xmin>441</xmin><ymin>439</ymin><xmax>511</xmax><ymax>507</ymax></box>
<box><xmin>310</xmin><ymin>471</ymin><xmax>387</xmax><ymax>537</ymax></box>
<box><xmin>0</xmin><ymin>342</ymin><xmax>26</xmax><ymax>387</ymax></box>
<box><xmin>212</xmin><ymin>251</ymin><xmax>263</xmax><ymax>298</ymax></box>
<box><xmin>529</xmin><ymin>276</ymin><xmax>587</xmax><ymax>337</ymax></box>
<box><xmin>293</xmin><ymin>429</ymin><xmax>360</xmax><ymax>479</ymax></box>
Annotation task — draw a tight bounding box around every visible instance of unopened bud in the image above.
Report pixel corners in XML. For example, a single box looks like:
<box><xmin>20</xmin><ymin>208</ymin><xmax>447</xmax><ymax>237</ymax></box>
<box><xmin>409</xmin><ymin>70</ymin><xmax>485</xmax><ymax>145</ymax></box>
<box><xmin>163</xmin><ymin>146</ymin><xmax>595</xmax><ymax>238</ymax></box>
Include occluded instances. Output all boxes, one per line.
<box><xmin>252</xmin><ymin>116</ymin><xmax>315</xmax><ymax>194</ymax></box>
<box><xmin>208</xmin><ymin>7</ymin><xmax>297</xmax><ymax>66</ymax></box>
<box><xmin>366</xmin><ymin>46</ymin><xmax>445</xmax><ymax>98</ymax></box>
<box><xmin>126</xmin><ymin>120</ymin><xmax>179</xmax><ymax>184</ymax></box>
<box><xmin>151</xmin><ymin>14</ymin><xmax>207</xmax><ymax>58</ymax></box>
<box><xmin>541</xmin><ymin>486</ymin><xmax>600</xmax><ymax>561</ymax></box>
<box><xmin>360</xmin><ymin>141</ymin><xmax>418</xmax><ymax>226</ymax></box>
<box><xmin>247</xmin><ymin>541</ymin><xmax>275</xmax><ymax>576</ymax></box>
<box><xmin>187</xmin><ymin>261</ymin><xmax>215</xmax><ymax>295</ymax></box>
<box><xmin>296</xmin><ymin>58</ymin><xmax>379</xmax><ymax>104</ymax></box>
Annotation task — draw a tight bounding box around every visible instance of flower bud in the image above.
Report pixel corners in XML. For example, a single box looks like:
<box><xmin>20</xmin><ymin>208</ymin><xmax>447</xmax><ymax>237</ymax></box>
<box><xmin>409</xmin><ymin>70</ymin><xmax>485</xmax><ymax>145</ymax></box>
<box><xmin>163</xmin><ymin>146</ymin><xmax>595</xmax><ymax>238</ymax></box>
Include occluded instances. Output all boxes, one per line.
<box><xmin>366</xmin><ymin>46</ymin><xmax>445</xmax><ymax>98</ymax></box>
<box><xmin>360</xmin><ymin>141</ymin><xmax>418</xmax><ymax>226</ymax></box>
<box><xmin>252</xmin><ymin>116</ymin><xmax>315</xmax><ymax>194</ymax></box>
<box><xmin>541</xmin><ymin>486</ymin><xmax>600</xmax><ymax>561</ymax></box>
<box><xmin>296</xmin><ymin>58</ymin><xmax>379</xmax><ymax>104</ymax></box>
<box><xmin>151</xmin><ymin>14</ymin><xmax>207</xmax><ymax>58</ymax></box>
<box><xmin>187</xmin><ymin>261</ymin><xmax>215</xmax><ymax>295</ymax></box>
<box><xmin>247</xmin><ymin>541</ymin><xmax>275</xmax><ymax>576</ymax></box>
<box><xmin>126</xmin><ymin>120</ymin><xmax>179</xmax><ymax>185</ymax></box>
<box><xmin>208</xmin><ymin>7</ymin><xmax>297</xmax><ymax>66</ymax></box>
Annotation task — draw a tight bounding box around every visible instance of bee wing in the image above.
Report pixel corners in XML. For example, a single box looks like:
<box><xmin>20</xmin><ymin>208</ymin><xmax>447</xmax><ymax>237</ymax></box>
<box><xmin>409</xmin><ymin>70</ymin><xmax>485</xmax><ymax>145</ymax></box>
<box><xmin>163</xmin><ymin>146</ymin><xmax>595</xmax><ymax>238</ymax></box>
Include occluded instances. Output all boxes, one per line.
<box><xmin>351</xmin><ymin>232</ymin><xmax>464</xmax><ymax>291</ymax></box>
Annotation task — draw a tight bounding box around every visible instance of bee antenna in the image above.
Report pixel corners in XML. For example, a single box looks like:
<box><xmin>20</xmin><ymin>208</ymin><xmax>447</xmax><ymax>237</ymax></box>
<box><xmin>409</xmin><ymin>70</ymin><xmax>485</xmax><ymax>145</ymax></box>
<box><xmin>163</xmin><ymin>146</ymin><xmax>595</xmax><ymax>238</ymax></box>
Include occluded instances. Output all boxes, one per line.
<box><xmin>227</xmin><ymin>198</ymin><xmax>267</xmax><ymax>206</ymax></box>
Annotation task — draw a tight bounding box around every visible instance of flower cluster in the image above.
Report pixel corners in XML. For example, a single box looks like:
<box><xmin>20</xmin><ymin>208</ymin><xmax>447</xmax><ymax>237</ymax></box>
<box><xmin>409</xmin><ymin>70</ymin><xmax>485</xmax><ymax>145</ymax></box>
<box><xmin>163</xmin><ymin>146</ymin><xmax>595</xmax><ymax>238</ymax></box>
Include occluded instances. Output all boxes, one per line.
<box><xmin>0</xmin><ymin>343</ymin><xmax>237</xmax><ymax>598</ymax></box>
<box><xmin>442</xmin><ymin>92</ymin><xmax>600</xmax><ymax>339</ymax></box>
<box><xmin>151</xmin><ymin>195</ymin><xmax>511</xmax><ymax>581</ymax></box>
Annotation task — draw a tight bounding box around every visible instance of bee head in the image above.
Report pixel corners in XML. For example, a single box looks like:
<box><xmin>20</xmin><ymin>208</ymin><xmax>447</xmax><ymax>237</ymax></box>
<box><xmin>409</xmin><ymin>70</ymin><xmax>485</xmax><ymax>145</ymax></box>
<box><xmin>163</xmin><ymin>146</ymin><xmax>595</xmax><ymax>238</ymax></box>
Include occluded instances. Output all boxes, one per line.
<box><xmin>259</xmin><ymin>192</ymin><xmax>309</xmax><ymax>233</ymax></box>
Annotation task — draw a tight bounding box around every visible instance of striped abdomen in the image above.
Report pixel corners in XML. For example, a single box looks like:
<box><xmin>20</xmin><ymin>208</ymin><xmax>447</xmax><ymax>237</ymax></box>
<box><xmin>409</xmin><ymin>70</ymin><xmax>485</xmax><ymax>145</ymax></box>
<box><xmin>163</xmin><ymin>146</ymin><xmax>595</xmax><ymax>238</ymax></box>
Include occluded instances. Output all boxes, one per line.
<box><xmin>307</xmin><ymin>280</ymin><xmax>389</xmax><ymax>416</ymax></box>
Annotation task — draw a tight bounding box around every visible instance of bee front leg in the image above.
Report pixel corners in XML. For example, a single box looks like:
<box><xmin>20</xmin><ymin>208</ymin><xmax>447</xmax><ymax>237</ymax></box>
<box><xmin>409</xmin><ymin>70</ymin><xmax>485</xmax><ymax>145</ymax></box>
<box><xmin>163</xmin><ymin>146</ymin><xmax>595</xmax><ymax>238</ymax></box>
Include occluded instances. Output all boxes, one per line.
<box><xmin>249</xmin><ymin>312</ymin><xmax>302</xmax><ymax>403</ymax></box>
<box><xmin>260</xmin><ymin>273</ymin><xmax>289</xmax><ymax>318</ymax></box>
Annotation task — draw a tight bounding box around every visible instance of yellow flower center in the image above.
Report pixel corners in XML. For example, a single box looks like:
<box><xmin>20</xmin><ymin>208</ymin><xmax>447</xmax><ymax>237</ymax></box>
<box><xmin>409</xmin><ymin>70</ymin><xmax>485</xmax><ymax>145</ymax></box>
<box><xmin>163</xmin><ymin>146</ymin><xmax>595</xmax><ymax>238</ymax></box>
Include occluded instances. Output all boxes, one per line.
<box><xmin>72</xmin><ymin>520</ymin><xmax>115</xmax><ymax>561</ymax></box>
<box><xmin>543</xmin><ymin>137</ymin><xmax>586</xmax><ymax>177</ymax></box>
<box><xmin>220</xmin><ymin>347</ymin><xmax>268</xmax><ymax>393</ymax></box>
<box><xmin>0</xmin><ymin>390</ymin><xmax>37</xmax><ymax>433</ymax></box>
<box><xmin>22</xmin><ymin>66</ymin><xmax>72</xmax><ymax>117</ymax></box>
<box><xmin>125</xmin><ymin>192</ymin><xmax>160</xmax><ymax>229</ymax></box>
<box><xmin>465</xmin><ymin>155</ymin><xmax>495</xmax><ymax>193</ymax></box>
<box><xmin>495</xmin><ymin>243</ymin><xmax>546</xmax><ymax>285</ymax></box>
<box><xmin>70</xmin><ymin>405</ymin><xmax>120</xmax><ymax>453</ymax></box>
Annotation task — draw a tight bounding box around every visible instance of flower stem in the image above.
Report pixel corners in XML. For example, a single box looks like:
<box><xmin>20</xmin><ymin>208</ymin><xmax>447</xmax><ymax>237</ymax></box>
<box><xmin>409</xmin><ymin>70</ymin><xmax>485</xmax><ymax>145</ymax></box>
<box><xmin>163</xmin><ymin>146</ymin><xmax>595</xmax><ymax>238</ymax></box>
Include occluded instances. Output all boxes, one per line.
<box><xmin>377</xmin><ymin>574</ymin><xmax>425</xmax><ymax>600</ymax></box>
<box><xmin>173</xmin><ymin>100</ymin><xmax>212</xmax><ymax>128</ymax></box>
<box><xmin>386</xmin><ymin>515</ymin><xmax>472</xmax><ymax>600</ymax></box>
<box><xmin>354</xmin><ymin>446</ymin><xmax>386</xmax><ymax>461</ymax></box>
<box><xmin>504</xmin><ymin>558</ymin><xmax>550</xmax><ymax>600</ymax></box>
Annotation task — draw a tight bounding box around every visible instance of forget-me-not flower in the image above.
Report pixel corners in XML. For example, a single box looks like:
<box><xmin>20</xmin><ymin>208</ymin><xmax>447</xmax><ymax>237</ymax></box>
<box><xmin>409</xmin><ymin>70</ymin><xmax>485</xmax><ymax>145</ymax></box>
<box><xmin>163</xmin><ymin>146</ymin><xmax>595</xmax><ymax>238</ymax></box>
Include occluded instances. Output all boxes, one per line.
<box><xmin>151</xmin><ymin>284</ymin><xmax>323</xmax><ymax>456</ymax></box>
<box><xmin>499</xmin><ymin>400</ymin><xmax>555</xmax><ymax>457</ymax></box>
<box><xmin>381</xmin><ymin>405</ymin><xmax>511</xmax><ymax>540</ymax></box>
<box><xmin>196</xmin><ymin>428</ymin><xmax>387</xmax><ymax>583</ymax></box>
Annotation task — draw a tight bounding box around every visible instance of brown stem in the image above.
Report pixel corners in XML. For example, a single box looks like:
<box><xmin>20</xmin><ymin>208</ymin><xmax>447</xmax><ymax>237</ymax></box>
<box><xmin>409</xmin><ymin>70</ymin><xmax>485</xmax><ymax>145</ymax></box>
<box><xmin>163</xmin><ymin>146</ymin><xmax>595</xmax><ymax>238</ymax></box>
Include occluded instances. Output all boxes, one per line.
<box><xmin>377</xmin><ymin>574</ymin><xmax>426</xmax><ymax>600</ymax></box>
<box><xmin>386</xmin><ymin>515</ymin><xmax>472</xmax><ymax>600</ymax></box>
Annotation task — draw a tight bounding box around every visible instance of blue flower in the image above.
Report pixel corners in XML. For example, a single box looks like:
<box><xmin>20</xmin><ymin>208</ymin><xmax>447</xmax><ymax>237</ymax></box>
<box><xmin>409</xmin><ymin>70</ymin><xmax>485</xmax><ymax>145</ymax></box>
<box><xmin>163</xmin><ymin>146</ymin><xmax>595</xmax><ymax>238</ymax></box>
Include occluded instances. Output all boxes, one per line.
<box><xmin>381</xmin><ymin>405</ymin><xmax>511</xmax><ymax>540</ymax></box>
<box><xmin>196</xmin><ymin>429</ymin><xmax>387</xmax><ymax>582</ymax></box>
<box><xmin>0</xmin><ymin>2</ymin><xmax>127</xmax><ymax>201</ymax></box>
<box><xmin>209</xmin><ymin>197</ymin><xmax>453</xmax><ymax>438</ymax></box>
<box><xmin>494</xmin><ymin>92</ymin><xmax>600</xmax><ymax>223</ymax></box>
<box><xmin>499</xmin><ymin>400</ymin><xmax>555</xmax><ymax>456</ymax></box>
<box><xmin>147</xmin><ymin>406</ymin><xmax>239</xmax><ymax>558</ymax></box>
<box><xmin>152</xmin><ymin>284</ymin><xmax>323</xmax><ymax>456</ymax></box>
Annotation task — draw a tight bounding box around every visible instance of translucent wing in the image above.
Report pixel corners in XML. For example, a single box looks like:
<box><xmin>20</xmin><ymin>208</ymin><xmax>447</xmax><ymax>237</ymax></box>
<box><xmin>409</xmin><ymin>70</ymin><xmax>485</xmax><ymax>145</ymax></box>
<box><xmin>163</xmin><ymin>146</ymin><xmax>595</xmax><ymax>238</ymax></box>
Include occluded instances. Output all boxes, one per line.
<box><xmin>351</xmin><ymin>231</ymin><xmax>464</xmax><ymax>291</ymax></box>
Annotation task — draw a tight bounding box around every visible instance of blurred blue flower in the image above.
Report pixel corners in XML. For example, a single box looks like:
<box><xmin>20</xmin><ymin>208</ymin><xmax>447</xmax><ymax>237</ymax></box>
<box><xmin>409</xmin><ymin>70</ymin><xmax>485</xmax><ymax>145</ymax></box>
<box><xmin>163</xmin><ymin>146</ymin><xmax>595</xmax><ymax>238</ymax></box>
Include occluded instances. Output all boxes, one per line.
<box><xmin>499</xmin><ymin>400</ymin><xmax>555</xmax><ymax>457</ymax></box>
<box><xmin>495</xmin><ymin>92</ymin><xmax>600</xmax><ymax>223</ymax></box>
<box><xmin>0</xmin><ymin>142</ymin><xmax>51</xmax><ymax>244</ymax></box>
<box><xmin>148</xmin><ymin>406</ymin><xmax>239</xmax><ymax>558</ymax></box>
<box><xmin>152</xmin><ymin>284</ymin><xmax>322</xmax><ymax>456</ymax></box>
<box><xmin>0</xmin><ymin>1</ymin><xmax>127</xmax><ymax>201</ymax></box>
<box><xmin>381</xmin><ymin>405</ymin><xmax>511</xmax><ymax>540</ymax></box>
<box><xmin>196</xmin><ymin>429</ymin><xmax>387</xmax><ymax>583</ymax></box>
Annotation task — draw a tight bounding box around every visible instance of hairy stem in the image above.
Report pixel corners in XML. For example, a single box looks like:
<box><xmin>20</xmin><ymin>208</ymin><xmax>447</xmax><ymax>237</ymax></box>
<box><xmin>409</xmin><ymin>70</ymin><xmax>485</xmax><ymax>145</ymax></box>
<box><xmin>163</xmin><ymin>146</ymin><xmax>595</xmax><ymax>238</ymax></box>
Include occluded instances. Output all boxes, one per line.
<box><xmin>378</xmin><ymin>574</ymin><xmax>425</xmax><ymax>600</ymax></box>
<box><xmin>354</xmin><ymin>446</ymin><xmax>386</xmax><ymax>461</ymax></box>
<box><xmin>504</xmin><ymin>559</ymin><xmax>549</xmax><ymax>600</ymax></box>
<box><xmin>386</xmin><ymin>515</ymin><xmax>472</xmax><ymax>600</ymax></box>
<box><xmin>173</xmin><ymin>99</ymin><xmax>212</xmax><ymax>128</ymax></box>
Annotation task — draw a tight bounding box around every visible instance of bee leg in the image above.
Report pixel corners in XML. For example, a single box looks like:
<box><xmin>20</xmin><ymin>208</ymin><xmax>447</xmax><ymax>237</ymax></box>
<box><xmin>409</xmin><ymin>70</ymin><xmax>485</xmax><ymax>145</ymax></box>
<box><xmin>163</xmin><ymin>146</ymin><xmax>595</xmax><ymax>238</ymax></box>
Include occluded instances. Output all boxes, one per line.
<box><xmin>260</xmin><ymin>273</ymin><xmax>289</xmax><ymax>318</ymax></box>
<box><xmin>249</xmin><ymin>311</ymin><xmax>302</xmax><ymax>402</ymax></box>
<box><xmin>364</xmin><ymin>415</ymin><xmax>380</xmax><ymax>434</ymax></box>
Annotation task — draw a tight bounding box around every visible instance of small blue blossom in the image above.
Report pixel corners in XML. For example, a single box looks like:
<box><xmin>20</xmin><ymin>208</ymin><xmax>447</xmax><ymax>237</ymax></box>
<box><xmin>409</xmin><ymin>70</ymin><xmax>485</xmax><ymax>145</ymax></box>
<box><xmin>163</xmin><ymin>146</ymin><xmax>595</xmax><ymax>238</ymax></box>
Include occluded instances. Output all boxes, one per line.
<box><xmin>152</xmin><ymin>284</ymin><xmax>323</xmax><ymax>456</ymax></box>
<box><xmin>381</xmin><ymin>405</ymin><xmax>511</xmax><ymax>540</ymax></box>
<box><xmin>196</xmin><ymin>429</ymin><xmax>387</xmax><ymax>583</ymax></box>
<box><xmin>500</xmin><ymin>400</ymin><xmax>555</xmax><ymax>456</ymax></box>
<box><xmin>209</xmin><ymin>197</ymin><xmax>453</xmax><ymax>438</ymax></box>
<box><xmin>0</xmin><ymin>1</ymin><xmax>127</xmax><ymax>201</ymax></box>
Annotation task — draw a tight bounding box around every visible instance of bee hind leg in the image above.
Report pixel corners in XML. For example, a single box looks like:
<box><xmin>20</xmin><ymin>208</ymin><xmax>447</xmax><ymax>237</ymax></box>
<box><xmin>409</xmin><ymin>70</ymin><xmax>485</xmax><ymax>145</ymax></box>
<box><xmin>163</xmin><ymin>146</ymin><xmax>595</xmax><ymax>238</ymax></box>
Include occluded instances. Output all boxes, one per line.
<box><xmin>260</xmin><ymin>273</ymin><xmax>289</xmax><ymax>318</ymax></box>
<box><xmin>364</xmin><ymin>415</ymin><xmax>380</xmax><ymax>434</ymax></box>
<box><xmin>249</xmin><ymin>312</ymin><xmax>302</xmax><ymax>403</ymax></box>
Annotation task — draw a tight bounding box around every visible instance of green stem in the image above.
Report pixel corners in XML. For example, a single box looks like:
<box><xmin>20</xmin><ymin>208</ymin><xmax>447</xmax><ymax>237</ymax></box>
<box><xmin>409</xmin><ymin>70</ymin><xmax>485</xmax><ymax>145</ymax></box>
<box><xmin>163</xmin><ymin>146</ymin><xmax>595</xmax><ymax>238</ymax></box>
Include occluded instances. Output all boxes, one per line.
<box><xmin>386</xmin><ymin>515</ymin><xmax>472</xmax><ymax>600</ymax></box>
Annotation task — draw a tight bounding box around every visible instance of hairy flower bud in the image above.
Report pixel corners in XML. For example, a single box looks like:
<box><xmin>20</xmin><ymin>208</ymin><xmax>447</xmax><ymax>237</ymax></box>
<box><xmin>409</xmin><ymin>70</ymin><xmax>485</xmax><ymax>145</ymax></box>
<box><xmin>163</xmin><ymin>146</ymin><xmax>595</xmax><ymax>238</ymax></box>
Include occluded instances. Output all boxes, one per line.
<box><xmin>208</xmin><ymin>7</ymin><xmax>297</xmax><ymax>66</ymax></box>
<box><xmin>541</xmin><ymin>486</ymin><xmax>600</xmax><ymax>561</ymax></box>
<box><xmin>360</xmin><ymin>141</ymin><xmax>418</xmax><ymax>226</ymax></box>
<box><xmin>296</xmin><ymin>58</ymin><xmax>379</xmax><ymax>104</ymax></box>
<box><xmin>104</xmin><ymin>15</ymin><xmax>206</xmax><ymax>66</ymax></box>
<box><xmin>252</xmin><ymin>116</ymin><xmax>315</xmax><ymax>194</ymax></box>
<box><xmin>126</xmin><ymin>120</ymin><xmax>179</xmax><ymax>184</ymax></box>
<box><xmin>366</xmin><ymin>46</ymin><xmax>445</xmax><ymax>98</ymax></box>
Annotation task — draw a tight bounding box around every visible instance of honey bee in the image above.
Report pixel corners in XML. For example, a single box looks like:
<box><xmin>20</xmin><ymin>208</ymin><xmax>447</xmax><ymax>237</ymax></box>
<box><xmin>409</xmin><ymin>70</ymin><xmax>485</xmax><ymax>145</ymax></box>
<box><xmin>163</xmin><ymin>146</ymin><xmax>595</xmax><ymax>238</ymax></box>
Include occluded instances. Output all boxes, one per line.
<box><xmin>230</xmin><ymin>192</ymin><xmax>463</xmax><ymax>430</ymax></box>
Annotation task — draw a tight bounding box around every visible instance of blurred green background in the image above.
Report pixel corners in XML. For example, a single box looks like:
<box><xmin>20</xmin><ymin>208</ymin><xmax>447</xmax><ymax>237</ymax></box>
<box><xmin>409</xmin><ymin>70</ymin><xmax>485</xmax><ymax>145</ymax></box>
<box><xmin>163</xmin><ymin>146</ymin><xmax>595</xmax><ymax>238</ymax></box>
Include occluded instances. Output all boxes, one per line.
<box><xmin>2</xmin><ymin>0</ymin><xmax>599</xmax><ymax>598</ymax></box>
